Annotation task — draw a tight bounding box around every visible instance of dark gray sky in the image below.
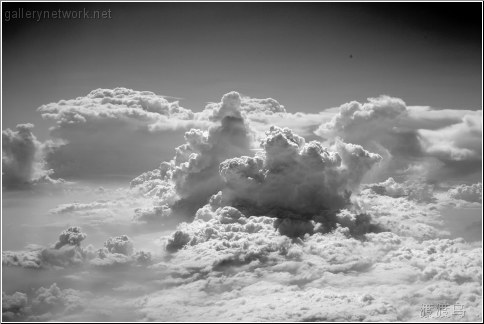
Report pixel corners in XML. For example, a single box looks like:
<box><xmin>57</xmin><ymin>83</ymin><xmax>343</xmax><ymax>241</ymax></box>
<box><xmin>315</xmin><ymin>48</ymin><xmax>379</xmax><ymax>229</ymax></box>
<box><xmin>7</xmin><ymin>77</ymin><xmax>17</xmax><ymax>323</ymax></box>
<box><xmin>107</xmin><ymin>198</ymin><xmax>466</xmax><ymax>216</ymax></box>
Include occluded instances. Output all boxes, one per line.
<box><xmin>2</xmin><ymin>2</ymin><xmax>482</xmax><ymax>140</ymax></box>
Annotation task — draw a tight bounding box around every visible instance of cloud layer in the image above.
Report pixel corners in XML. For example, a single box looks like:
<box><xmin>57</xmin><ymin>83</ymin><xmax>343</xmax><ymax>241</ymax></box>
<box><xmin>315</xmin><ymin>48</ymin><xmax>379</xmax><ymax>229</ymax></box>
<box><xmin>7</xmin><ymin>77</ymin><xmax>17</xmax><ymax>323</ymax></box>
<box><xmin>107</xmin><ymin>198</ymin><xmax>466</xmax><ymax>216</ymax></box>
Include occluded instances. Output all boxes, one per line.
<box><xmin>3</xmin><ymin>89</ymin><xmax>482</xmax><ymax>322</ymax></box>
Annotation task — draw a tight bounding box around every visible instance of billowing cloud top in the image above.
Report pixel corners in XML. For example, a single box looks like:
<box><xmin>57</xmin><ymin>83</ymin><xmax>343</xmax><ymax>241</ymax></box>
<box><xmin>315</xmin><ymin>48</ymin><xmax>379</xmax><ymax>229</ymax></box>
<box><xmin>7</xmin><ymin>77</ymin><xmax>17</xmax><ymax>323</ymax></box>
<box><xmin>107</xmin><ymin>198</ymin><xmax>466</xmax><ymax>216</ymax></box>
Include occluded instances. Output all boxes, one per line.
<box><xmin>4</xmin><ymin>88</ymin><xmax>481</xmax><ymax>187</ymax></box>
<box><xmin>38</xmin><ymin>87</ymin><xmax>195</xmax><ymax>129</ymax></box>
<box><xmin>130</xmin><ymin>91</ymin><xmax>254</xmax><ymax>220</ymax></box>
<box><xmin>448</xmin><ymin>183</ymin><xmax>482</xmax><ymax>203</ymax></box>
<box><xmin>219</xmin><ymin>126</ymin><xmax>381</xmax><ymax>219</ymax></box>
<box><xmin>2</xmin><ymin>123</ymin><xmax>42</xmax><ymax>189</ymax></box>
<box><xmin>8</xmin><ymin>88</ymin><xmax>294</xmax><ymax>182</ymax></box>
<box><xmin>205</xmin><ymin>92</ymin><xmax>287</xmax><ymax>121</ymax></box>
<box><xmin>54</xmin><ymin>226</ymin><xmax>87</xmax><ymax>249</ymax></box>
<box><xmin>316</xmin><ymin>95</ymin><xmax>482</xmax><ymax>182</ymax></box>
<box><xmin>317</xmin><ymin>95</ymin><xmax>408</xmax><ymax>136</ymax></box>
<box><xmin>129</xmin><ymin>92</ymin><xmax>382</xmax><ymax>228</ymax></box>
<box><xmin>2</xmin><ymin>123</ymin><xmax>64</xmax><ymax>190</ymax></box>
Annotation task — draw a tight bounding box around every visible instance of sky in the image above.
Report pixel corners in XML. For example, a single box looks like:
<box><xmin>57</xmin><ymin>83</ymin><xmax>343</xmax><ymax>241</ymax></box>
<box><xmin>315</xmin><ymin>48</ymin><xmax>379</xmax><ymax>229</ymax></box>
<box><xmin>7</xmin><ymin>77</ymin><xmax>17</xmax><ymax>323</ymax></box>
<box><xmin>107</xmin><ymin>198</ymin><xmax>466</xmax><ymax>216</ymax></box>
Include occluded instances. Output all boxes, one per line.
<box><xmin>2</xmin><ymin>2</ymin><xmax>482</xmax><ymax>140</ymax></box>
<box><xmin>1</xmin><ymin>2</ymin><xmax>483</xmax><ymax>322</ymax></box>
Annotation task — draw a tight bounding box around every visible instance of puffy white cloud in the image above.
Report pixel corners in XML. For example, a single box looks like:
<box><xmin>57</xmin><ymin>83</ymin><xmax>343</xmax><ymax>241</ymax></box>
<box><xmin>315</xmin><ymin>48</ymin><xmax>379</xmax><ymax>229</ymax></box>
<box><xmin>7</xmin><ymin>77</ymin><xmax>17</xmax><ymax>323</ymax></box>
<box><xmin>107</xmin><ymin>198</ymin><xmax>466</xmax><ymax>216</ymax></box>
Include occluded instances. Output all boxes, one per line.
<box><xmin>37</xmin><ymin>88</ymin><xmax>206</xmax><ymax>178</ymax></box>
<box><xmin>2</xmin><ymin>291</ymin><xmax>29</xmax><ymax>321</ymax></box>
<box><xmin>31</xmin><ymin>283</ymin><xmax>88</xmax><ymax>316</ymax></box>
<box><xmin>36</xmin><ymin>88</ymin><xmax>303</xmax><ymax>180</ymax></box>
<box><xmin>2</xmin><ymin>123</ymin><xmax>42</xmax><ymax>188</ymax></box>
<box><xmin>315</xmin><ymin>95</ymin><xmax>482</xmax><ymax>183</ymax></box>
<box><xmin>3</xmin><ymin>227</ymin><xmax>88</xmax><ymax>269</ymax></box>
<box><xmin>317</xmin><ymin>95</ymin><xmax>408</xmax><ymax>135</ymax></box>
<box><xmin>448</xmin><ymin>183</ymin><xmax>482</xmax><ymax>203</ymax></box>
<box><xmin>2</xmin><ymin>247</ymin><xmax>44</xmax><ymax>269</ymax></box>
<box><xmin>418</xmin><ymin>113</ymin><xmax>482</xmax><ymax>179</ymax></box>
<box><xmin>54</xmin><ymin>226</ymin><xmax>87</xmax><ymax>249</ymax></box>
<box><xmin>202</xmin><ymin>92</ymin><xmax>286</xmax><ymax>121</ymax></box>
<box><xmin>2</xmin><ymin>227</ymin><xmax>151</xmax><ymax>271</ymax></box>
<box><xmin>219</xmin><ymin>126</ymin><xmax>381</xmax><ymax>220</ymax></box>
<box><xmin>0</xmin><ymin>90</ymin><xmax>328</xmax><ymax>187</ymax></box>
<box><xmin>39</xmin><ymin>88</ymin><xmax>196</xmax><ymax>130</ymax></box>
<box><xmin>191</xmin><ymin>92</ymin><xmax>334</xmax><ymax>140</ymax></box>
<box><xmin>87</xmin><ymin>245</ymin><xmax>152</xmax><ymax>269</ymax></box>
<box><xmin>206</xmin><ymin>91</ymin><xmax>245</xmax><ymax>121</ymax></box>
<box><xmin>2</xmin><ymin>283</ymin><xmax>95</xmax><ymax>322</ymax></box>
<box><xmin>365</xmin><ymin>177</ymin><xmax>435</xmax><ymax>203</ymax></box>
<box><xmin>104</xmin><ymin>235</ymin><xmax>134</xmax><ymax>256</ymax></box>
<box><xmin>132</xmin><ymin>205</ymin><xmax>172</xmax><ymax>223</ymax></box>
<box><xmin>130</xmin><ymin>91</ymin><xmax>254</xmax><ymax>221</ymax></box>
<box><xmin>367</xmin><ymin>177</ymin><xmax>407</xmax><ymax>197</ymax></box>
<box><xmin>2</xmin><ymin>244</ymin><xmax>87</xmax><ymax>270</ymax></box>
<box><xmin>2</xmin><ymin>123</ymin><xmax>64</xmax><ymax>190</ymax></box>
<box><xmin>354</xmin><ymin>189</ymin><xmax>446</xmax><ymax>240</ymax></box>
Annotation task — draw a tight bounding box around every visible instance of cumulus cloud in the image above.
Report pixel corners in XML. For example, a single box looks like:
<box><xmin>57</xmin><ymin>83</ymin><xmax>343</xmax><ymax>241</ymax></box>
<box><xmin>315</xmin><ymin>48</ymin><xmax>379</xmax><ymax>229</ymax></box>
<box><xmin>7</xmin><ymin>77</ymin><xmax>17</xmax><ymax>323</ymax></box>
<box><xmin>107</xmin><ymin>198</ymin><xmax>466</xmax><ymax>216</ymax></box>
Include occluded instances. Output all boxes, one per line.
<box><xmin>130</xmin><ymin>105</ymin><xmax>381</xmax><ymax>231</ymax></box>
<box><xmin>2</xmin><ymin>243</ymin><xmax>86</xmax><ymax>270</ymax></box>
<box><xmin>448</xmin><ymin>183</ymin><xmax>482</xmax><ymax>203</ymax></box>
<box><xmin>86</xmin><ymin>234</ymin><xmax>152</xmax><ymax>268</ymax></box>
<box><xmin>132</xmin><ymin>205</ymin><xmax>172</xmax><ymax>223</ymax></box>
<box><xmin>130</xmin><ymin>91</ymin><xmax>253</xmax><ymax>221</ymax></box>
<box><xmin>54</xmin><ymin>226</ymin><xmax>87</xmax><ymax>249</ymax></box>
<box><xmin>37</xmin><ymin>88</ymin><xmax>206</xmax><ymax>178</ymax></box>
<box><xmin>2</xmin><ymin>283</ymin><xmax>95</xmax><ymax>322</ymax></box>
<box><xmin>2</xmin><ymin>246</ymin><xmax>45</xmax><ymax>269</ymax></box>
<box><xmin>0</xmin><ymin>90</ymin><xmax>343</xmax><ymax>186</ymax></box>
<box><xmin>354</xmin><ymin>189</ymin><xmax>446</xmax><ymax>240</ymax></box>
<box><xmin>104</xmin><ymin>235</ymin><xmax>134</xmax><ymax>256</ymax></box>
<box><xmin>3</xmin><ymin>227</ymin><xmax>89</xmax><ymax>269</ymax></box>
<box><xmin>2</xmin><ymin>123</ymin><xmax>65</xmax><ymax>190</ymax></box>
<box><xmin>2</xmin><ymin>123</ymin><xmax>42</xmax><ymax>188</ymax></box>
<box><xmin>418</xmin><ymin>113</ymin><xmax>482</xmax><ymax>179</ymax></box>
<box><xmin>315</xmin><ymin>95</ymin><xmax>482</xmax><ymax>182</ymax></box>
<box><xmin>202</xmin><ymin>93</ymin><xmax>336</xmax><ymax>139</ymax></box>
<box><xmin>2</xmin><ymin>291</ymin><xmax>28</xmax><ymax>321</ymax></box>
<box><xmin>31</xmin><ymin>283</ymin><xmax>88</xmax><ymax>317</ymax></box>
<box><xmin>218</xmin><ymin>126</ymin><xmax>381</xmax><ymax>220</ymax></box>
<box><xmin>2</xmin><ymin>227</ymin><xmax>151</xmax><ymax>271</ymax></box>
<box><xmin>36</xmin><ymin>88</ymin><xmax>303</xmax><ymax>180</ymax></box>
<box><xmin>367</xmin><ymin>177</ymin><xmax>407</xmax><ymax>197</ymax></box>
<box><xmin>365</xmin><ymin>177</ymin><xmax>436</xmax><ymax>203</ymax></box>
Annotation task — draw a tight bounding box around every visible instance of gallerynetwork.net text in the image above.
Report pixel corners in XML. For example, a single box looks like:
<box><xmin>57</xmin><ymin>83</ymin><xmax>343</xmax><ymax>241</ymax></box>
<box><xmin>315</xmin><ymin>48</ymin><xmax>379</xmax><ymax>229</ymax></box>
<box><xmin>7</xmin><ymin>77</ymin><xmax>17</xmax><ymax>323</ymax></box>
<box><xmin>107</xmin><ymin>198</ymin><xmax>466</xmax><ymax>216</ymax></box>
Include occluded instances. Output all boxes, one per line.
<box><xmin>4</xmin><ymin>8</ymin><xmax>112</xmax><ymax>22</ymax></box>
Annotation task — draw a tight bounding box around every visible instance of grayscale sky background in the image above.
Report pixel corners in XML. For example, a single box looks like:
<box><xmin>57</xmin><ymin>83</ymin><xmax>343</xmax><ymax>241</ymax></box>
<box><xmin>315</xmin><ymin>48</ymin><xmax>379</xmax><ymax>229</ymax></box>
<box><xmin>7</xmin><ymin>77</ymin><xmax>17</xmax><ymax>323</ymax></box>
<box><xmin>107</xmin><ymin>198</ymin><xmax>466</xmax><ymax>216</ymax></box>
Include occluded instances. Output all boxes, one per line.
<box><xmin>2</xmin><ymin>3</ymin><xmax>482</xmax><ymax>322</ymax></box>
<box><xmin>3</xmin><ymin>2</ymin><xmax>481</xmax><ymax>140</ymax></box>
